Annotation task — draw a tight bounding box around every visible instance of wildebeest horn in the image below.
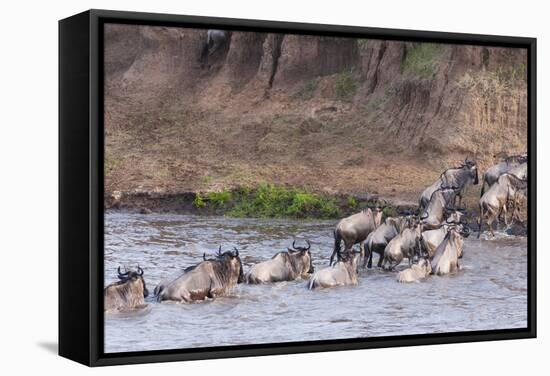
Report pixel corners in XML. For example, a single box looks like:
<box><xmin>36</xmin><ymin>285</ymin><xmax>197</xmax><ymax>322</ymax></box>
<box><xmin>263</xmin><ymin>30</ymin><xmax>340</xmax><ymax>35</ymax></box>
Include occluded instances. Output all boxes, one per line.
<box><xmin>233</xmin><ymin>247</ymin><xmax>239</xmax><ymax>257</ymax></box>
<box><xmin>305</xmin><ymin>240</ymin><xmax>311</xmax><ymax>250</ymax></box>
<box><xmin>292</xmin><ymin>240</ymin><xmax>297</xmax><ymax>249</ymax></box>
<box><xmin>137</xmin><ymin>266</ymin><xmax>144</xmax><ymax>276</ymax></box>
<box><xmin>203</xmin><ymin>253</ymin><xmax>207</xmax><ymax>261</ymax></box>
<box><xmin>217</xmin><ymin>245</ymin><xmax>223</xmax><ymax>257</ymax></box>
<box><xmin>117</xmin><ymin>266</ymin><xmax>129</xmax><ymax>277</ymax></box>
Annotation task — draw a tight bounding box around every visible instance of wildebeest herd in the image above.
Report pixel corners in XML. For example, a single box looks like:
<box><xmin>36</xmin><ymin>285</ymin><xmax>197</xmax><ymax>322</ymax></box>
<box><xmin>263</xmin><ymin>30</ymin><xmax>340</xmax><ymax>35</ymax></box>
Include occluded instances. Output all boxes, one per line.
<box><xmin>105</xmin><ymin>155</ymin><xmax>528</xmax><ymax>313</ymax></box>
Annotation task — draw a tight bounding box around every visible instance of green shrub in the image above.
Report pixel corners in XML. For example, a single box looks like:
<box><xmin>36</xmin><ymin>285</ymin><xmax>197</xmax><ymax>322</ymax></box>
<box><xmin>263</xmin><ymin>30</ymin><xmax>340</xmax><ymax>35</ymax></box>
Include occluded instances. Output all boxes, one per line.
<box><xmin>403</xmin><ymin>43</ymin><xmax>442</xmax><ymax>79</ymax></box>
<box><xmin>358</xmin><ymin>39</ymin><xmax>369</xmax><ymax>51</ymax></box>
<box><xmin>206</xmin><ymin>191</ymin><xmax>232</xmax><ymax>208</ymax></box>
<box><xmin>318</xmin><ymin>198</ymin><xmax>340</xmax><ymax>218</ymax></box>
<box><xmin>346</xmin><ymin>196</ymin><xmax>358</xmax><ymax>209</ymax></box>
<box><xmin>297</xmin><ymin>78</ymin><xmax>320</xmax><ymax>100</ymax></box>
<box><xmin>335</xmin><ymin>68</ymin><xmax>358</xmax><ymax>100</ymax></box>
<box><xmin>224</xmin><ymin>183</ymin><xmax>341</xmax><ymax>219</ymax></box>
<box><xmin>193</xmin><ymin>193</ymin><xmax>206</xmax><ymax>208</ymax></box>
<box><xmin>382</xmin><ymin>206</ymin><xmax>398</xmax><ymax>218</ymax></box>
<box><xmin>287</xmin><ymin>192</ymin><xmax>327</xmax><ymax>218</ymax></box>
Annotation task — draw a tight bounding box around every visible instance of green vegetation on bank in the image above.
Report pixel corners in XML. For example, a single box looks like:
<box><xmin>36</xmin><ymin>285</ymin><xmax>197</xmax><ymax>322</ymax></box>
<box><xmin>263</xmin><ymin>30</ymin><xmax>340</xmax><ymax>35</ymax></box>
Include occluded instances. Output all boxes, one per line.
<box><xmin>335</xmin><ymin>68</ymin><xmax>358</xmax><ymax>100</ymax></box>
<box><xmin>191</xmin><ymin>183</ymin><xmax>393</xmax><ymax>219</ymax></box>
<box><xmin>402</xmin><ymin>43</ymin><xmax>442</xmax><ymax>80</ymax></box>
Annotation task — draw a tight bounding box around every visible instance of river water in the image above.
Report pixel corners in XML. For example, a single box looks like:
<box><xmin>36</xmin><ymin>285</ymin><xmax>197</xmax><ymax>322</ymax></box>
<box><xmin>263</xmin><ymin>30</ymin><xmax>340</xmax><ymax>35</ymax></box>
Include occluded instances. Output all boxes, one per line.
<box><xmin>104</xmin><ymin>212</ymin><xmax>528</xmax><ymax>353</ymax></box>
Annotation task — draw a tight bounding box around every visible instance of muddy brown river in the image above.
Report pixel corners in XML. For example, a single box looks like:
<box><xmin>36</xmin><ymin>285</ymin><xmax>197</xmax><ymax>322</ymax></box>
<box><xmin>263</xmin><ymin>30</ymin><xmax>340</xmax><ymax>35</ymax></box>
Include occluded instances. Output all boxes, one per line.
<box><xmin>104</xmin><ymin>212</ymin><xmax>528</xmax><ymax>353</ymax></box>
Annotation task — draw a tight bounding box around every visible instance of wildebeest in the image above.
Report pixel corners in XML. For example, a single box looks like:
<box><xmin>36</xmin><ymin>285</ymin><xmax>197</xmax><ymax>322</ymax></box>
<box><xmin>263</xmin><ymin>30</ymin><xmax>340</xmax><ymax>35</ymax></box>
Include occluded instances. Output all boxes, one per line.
<box><xmin>309</xmin><ymin>251</ymin><xmax>361</xmax><ymax>289</ymax></box>
<box><xmin>480</xmin><ymin>154</ymin><xmax>527</xmax><ymax>197</ymax></box>
<box><xmin>478</xmin><ymin>173</ymin><xmax>528</xmax><ymax>237</ymax></box>
<box><xmin>364</xmin><ymin>216</ymin><xmax>409</xmax><ymax>268</ymax></box>
<box><xmin>104</xmin><ymin>266</ymin><xmax>149</xmax><ymax>311</ymax></box>
<box><xmin>330</xmin><ymin>208</ymin><xmax>380</xmax><ymax>266</ymax></box>
<box><xmin>155</xmin><ymin>246</ymin><xmax>244</xmax><ymax>303</ymax></box>
<box><xmin>431</xmin><ymin>225</ymin><xmax>468</xmax><ymax>275</ymax></box>
<box><xmin>382</xmin><ymin>221</ymin><xmax>423</xmax><ymax>270</ymax></box>
<box><xmin>200</xmin><ymin>30</ymin><xmax>230</xmax><ymax>67</ymax></box>
<box><xmin>419</xmin><ymin>158</ymin><xmax>479</xmax><ymax>210</ymax></box>
<box><xmin>419</xmin><ymin>188</ymin><xmax>458</xmax><ymax>230</ymax></box>
<box><xmin>421</xmin><ymin>225</ymin><xmax>449</xmax><ymax>258</ymax></box>
<box><xmin>245</xmin><ymin>240</ymin><xmax>314</xmax><ymax>284</ymax></box>
<box><xmin>397</xmin><ymin>258</ymin><xmax>432</xmax><ymax>283</ymax></box>
<box><xmin>421</xmin><ymin>220</ymin><xmax>470</xmax><ymax>258</ymax></box>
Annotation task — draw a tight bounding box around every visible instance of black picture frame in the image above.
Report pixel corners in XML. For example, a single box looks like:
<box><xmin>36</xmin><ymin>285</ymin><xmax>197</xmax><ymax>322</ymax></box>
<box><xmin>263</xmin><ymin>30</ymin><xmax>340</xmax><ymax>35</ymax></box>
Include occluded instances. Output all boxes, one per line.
<box><xmin>59</xmin><ymin>9</ymin><xmax>537</xmax><ymax>367</ymax></box>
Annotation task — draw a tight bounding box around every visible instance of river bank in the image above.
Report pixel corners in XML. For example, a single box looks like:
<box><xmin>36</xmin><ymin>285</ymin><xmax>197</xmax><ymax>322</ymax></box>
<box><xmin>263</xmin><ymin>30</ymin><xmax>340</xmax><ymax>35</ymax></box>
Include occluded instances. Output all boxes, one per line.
<box><xmin>105</xmin><ymin>183</ymin><xmax>416</xmax><ymax>219</ymax></box>
<box><xmin>105</xmin><ymin>183</ymin><xmax>528</xmax><ymax>236</ymax></box>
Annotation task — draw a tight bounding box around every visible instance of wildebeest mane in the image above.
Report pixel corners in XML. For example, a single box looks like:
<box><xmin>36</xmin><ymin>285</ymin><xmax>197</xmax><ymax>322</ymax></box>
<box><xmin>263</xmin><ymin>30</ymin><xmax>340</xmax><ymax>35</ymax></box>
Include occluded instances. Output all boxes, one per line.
<box><xmin>502</xmin><ymin>173</ymin><xmax>527</xmax><ymax>189</ymax></box>
<box><xmin>285</xmin><ymin>252</ymin><xmax>306</xmax><ymax>275</ymax></box>
<box><xmin>210</xmin><ymin>252</ymin><xmax>243</xmax><ymax>286</ymax></box>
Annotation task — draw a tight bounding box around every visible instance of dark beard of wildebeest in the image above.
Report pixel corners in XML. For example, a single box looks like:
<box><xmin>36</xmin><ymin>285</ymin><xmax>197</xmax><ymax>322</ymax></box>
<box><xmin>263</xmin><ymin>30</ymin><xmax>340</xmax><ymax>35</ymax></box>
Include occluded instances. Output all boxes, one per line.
<box><xmin>309</xmin><ymin>250</ymin><xmax>361</xmax><ymax>289</ymax></box>
<box><xmin>478</xmin><ymin>173</ymin><xmax>527</xmax><ymax>238</ymax></box>
<box><xmin>419</xmin><ymin>187</ymin><xmax>463</xmax><ymax>231</ymax></box>
<box><xmin>245</xmin><ymin>240</ymin><xmax>314</xmax><ymax>284</ymax></box>
<box><xmin>154</xmin><ymin>246</ymin><xmax>244</xmax><ymax>303</ymax></box>
<box><xmin>364</xmin><ymin>216</ymin><xmax>409</xmax><ymax>269</ymax></box>
<box><xmin>431</xmin><ymin>224</ymin><xmax>469</xmax><ymax>275</ymax></box>
<box><xmin>419</xmin><ymin>158</ymin><xmax>479</xmax><ymax>211</ymax></box>
<box><xmin>479</xmin><ymin>154</ymin><xmax>527</xmax><ymax>198</ymax></box>
<box><xmin>104</xmin><ymin>266</ymin><xmax>149</xmax><ymax>311</ymax></box>
<box><xmin>330</xmin><ymin>208</ymin><xmax>382</xmax><ymax>266</ymax></box>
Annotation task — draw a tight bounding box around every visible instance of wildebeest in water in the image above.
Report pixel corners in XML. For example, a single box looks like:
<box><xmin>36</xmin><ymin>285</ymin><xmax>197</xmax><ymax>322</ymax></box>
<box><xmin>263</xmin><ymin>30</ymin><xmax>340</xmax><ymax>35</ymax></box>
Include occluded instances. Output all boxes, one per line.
<box><xmin>104</xmin><ymin>266</ymin><xmax>149</xmax><ymax>312</ymax></box>
<box><xmin>478</xmin><ymin>173</ymin><xmax>527</xmax><ymax>237</ymax></box>
<box><xmin>155</xmin><ymin>246</ymin><xmax>244</xmax><ymax>303</ymax></box>
<box><xmin>330</xmin><ymin>208</ymin><xmax>381</xmax><ymax>266</ymax></box>
<box><xmin>420</xmin><ymin>187</ymin><xmax>459</xmax><ymax>231</ymax></box>
<box><xmin>397</xmin><ymin>258</ymin><xmax>432</xmax><ymax>283</ymax></box>
<box><xmin>431</xmin><ymin>224</ymin><xmax>470</xmax><ymax>275</ymax></box>
<box><xmin>480</xmin><ymin>154</ymin><xmax>527</xmax><ymax>197</ymax></box>
<box><xmin>364</xmin><ymin>216</ymin><xmax>409</xmax><ymax>268</ymax></box>
<box><xmin>382</xmin><ymin>220</ymin><xmax>423</xmax><ymax>270</ymax></box>
<box><xmin>309</xmin><ymin>250</ymin><xmax>361</xmax><ymax>289</ymax></box>
<box><xmin>245</xmin><ymin>240</ymin><xmax>314</xmax><ymax>284</ymax></box>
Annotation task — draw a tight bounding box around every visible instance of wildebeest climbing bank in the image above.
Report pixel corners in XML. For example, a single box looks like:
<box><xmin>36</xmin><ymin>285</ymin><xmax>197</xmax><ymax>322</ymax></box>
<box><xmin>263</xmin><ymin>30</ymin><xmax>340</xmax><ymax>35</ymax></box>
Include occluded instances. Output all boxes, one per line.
<box><xmin>103</xmin><ymin>23</ymin><xmax>529</xmax><ymax>353</ymax></box>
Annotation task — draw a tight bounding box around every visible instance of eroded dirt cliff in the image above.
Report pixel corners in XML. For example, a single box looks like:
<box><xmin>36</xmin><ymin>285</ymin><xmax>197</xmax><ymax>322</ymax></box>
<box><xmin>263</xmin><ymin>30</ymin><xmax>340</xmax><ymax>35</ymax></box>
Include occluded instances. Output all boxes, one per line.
<box><xmin>104</xmin><ymin>24</ymin><xmax>527</xmax><ymax>208</ymax></box>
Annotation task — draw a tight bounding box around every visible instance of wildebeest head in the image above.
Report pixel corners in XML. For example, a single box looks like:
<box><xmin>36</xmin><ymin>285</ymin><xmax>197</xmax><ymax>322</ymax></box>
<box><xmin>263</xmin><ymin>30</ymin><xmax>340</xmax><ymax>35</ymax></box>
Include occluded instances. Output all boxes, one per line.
<box><xmin>504</xmin><ymin>153</ymin><xmax>528</xmax><ymax>165</ymax></box>
<box><xmin>445</xmin><ymin>226</ymin><xmax>465</xmax><ymax>259</ymax></box>
<box><xmin>445</xmin><ymin>207</ymin><xmax>465</xmax><ymax>223</ymax></box>
<box><xmin>373</xmin><ymin>207</ymin><xmax>383</xmax><ymax>227</ymax></box>
<box><xmin>414</xmin><ymin>257</ymin><xmax>432</xmax><ymax>274</ymax></box>
<box><xmin>117</xmin><ymin>266</ymin><xmax>149</xmax><ymax>298</ymax></box>
<box><xmin>464</xmin><ymin>158</ymin><xmax>479</xmax><ymax>185</ymax></box>
<box><xmin>338</xmin><ymin>250</ymin><xmax>361</xmax><ymax>273</ymax></box>
<box><xmin>216</xmin><ymin>246</ymin><xmax>244</xmax><ymax>283</ymax></box>
<box><xmin>288</xmin><ymin>240</ymin><xmax>314</xmax><ymax>274</ymax></box>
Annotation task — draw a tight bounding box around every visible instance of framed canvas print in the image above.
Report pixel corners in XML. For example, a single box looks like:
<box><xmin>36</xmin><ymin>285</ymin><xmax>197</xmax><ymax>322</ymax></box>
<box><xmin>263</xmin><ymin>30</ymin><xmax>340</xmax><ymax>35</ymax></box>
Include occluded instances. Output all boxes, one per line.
<box><xmin>59</xmin><ymin>9</ymin><xmax>536</xmax><ymax>366</ymax></box>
